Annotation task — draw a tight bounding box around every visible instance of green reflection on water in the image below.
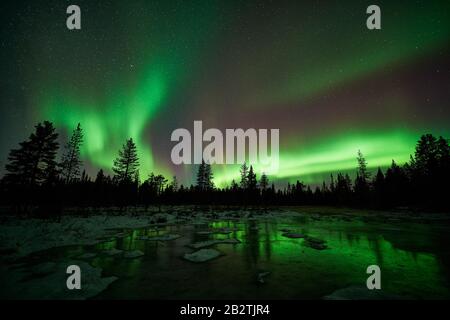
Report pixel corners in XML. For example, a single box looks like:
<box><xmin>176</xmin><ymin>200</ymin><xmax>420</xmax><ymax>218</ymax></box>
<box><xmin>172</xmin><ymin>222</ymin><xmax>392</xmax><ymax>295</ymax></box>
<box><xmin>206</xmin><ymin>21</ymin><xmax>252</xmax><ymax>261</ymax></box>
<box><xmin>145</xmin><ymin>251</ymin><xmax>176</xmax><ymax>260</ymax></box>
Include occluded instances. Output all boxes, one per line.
<box><xmin>55</xmin><ymin>216</ymin><xmax>450</xmax><ymax>299</ymax></box>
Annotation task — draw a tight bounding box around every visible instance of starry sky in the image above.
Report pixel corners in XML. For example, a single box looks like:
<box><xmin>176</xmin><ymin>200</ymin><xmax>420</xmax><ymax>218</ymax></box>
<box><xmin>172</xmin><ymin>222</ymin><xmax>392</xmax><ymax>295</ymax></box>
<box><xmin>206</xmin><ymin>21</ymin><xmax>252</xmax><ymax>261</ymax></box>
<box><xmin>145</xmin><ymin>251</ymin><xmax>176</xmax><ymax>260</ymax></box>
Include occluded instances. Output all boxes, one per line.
<box><xmin>1</xmin><ymin>0</ymin><xmax>449</xmax><ymax>187</ymax></box>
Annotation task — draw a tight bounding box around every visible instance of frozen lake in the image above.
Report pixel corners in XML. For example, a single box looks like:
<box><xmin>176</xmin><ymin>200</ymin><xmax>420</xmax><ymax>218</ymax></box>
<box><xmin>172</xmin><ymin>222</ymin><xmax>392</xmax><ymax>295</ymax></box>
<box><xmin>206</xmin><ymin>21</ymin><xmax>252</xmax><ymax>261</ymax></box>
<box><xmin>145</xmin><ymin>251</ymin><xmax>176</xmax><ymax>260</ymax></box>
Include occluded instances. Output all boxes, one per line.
<box><xmin>1</xmin><ymin>207</ymin><xmax>450</xmax><ymax>299</ymax></box>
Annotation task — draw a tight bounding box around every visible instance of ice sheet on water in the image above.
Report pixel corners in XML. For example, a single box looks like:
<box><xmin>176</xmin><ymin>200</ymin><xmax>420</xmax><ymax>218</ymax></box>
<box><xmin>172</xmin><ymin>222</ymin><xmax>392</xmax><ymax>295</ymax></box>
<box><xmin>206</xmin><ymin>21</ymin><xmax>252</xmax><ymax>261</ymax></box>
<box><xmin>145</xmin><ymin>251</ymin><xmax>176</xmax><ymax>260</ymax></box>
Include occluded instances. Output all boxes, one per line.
<box><xmin>183</xmin><ymin>249</ymin><xmax>222</xmax><ymax>263</ymax></box>
<box><xmin>188</xmin><ymin>240</ymin><xmax>218</xmax><ymax>249</ymax></box>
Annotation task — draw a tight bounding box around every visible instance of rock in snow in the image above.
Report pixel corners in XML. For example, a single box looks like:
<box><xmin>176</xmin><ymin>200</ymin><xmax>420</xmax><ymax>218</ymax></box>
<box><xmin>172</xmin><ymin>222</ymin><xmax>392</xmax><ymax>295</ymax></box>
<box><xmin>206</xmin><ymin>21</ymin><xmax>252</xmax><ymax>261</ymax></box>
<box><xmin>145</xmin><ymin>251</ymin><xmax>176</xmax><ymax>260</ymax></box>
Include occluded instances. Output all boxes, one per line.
<box><xmin>304</xmin><ymin>236</ymin><xmax>328</xmax><ymax>250</ymax></box>
<box><xmin>257</xmin><ymin>271</ymin><xmax>271</xmax><ymax>284</ymax></box>
<box><xmin>183</xmin><ymin>249</ymin><xmax>222</xmax><ymax>262</ymax></box>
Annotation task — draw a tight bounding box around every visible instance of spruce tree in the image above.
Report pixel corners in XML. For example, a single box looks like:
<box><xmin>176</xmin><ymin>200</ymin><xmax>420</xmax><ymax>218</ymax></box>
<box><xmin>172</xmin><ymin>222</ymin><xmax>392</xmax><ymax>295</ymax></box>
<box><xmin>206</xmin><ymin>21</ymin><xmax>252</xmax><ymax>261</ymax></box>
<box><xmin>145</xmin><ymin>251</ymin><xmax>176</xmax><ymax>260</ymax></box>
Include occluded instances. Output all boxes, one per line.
<box><xmin>4</xmin><ymin>121</ymin><xmax>59</xmax><ymax>186</ymax></box>
<box><xmin>357</xmin><ymin>150</ymin><xmax>370</xmax><ymax>181</ymax></box>
<box><xmin>329</xmin><ymin>173</ymin><xmax>336</xmax><ymax>193</ymax></box>
<box><xmin>247</xmin><ymin>165</ymin><xmax>257</xmax><ymax>190</ymax></box>
<box><xmin>240</xmin><ymin>162</ymin><xmax>249</xmax><ymax>189</ymax></box>
<box><xmin>259</xmin><ymin>172</ymin><xmax>269</xmax><ymax>191</ymax></box>
<box><xmin>112</xmin><ymin>138</ymin><xmax>139</xmax><ymax>184</ymax></box>
<box><xmin>196</xmin><ymin>160</ymin><xmax>214</xmax><ymax>191</ymax></box>
<box><xmin>170</xmin><ymin>176</ymin><xmax>179</xmax><ymax>192</ymax></box>
<box><xmin>196</xmin><ymin>160</ymin><xmax>206</xmax><ymax>190</ymax></box>
<box><xmin>230</xmin><ymin>179</ymin><xmax>239</xmax><ymax>192</ymax></box>
<box><xmin>372</xmin><ymin>167</ymin><xmax>386</xmax><ymax>206</ymax></box>
<box><xmin>60</xmin><ymin>123</ymin><xmax>83</xmax><ymax>183</ymax></box>
<box><xmin>259</xmin><ymin>172</ymin><xmax>269</xmax><ymax>210</ymax></box>
<box><xmin>153</xmin><ymin>174</ymin><xmax>167</xmax><ymax>196</ymax></box>
<box><xmin>204</xmin><ymin>162</ymin><xmax>214</xmax><ymax>190</ymax></box>
<box><xmin>414</xmin><ymin>134</ymin><xmax>438</xmax><ymax>175</ymax></box>
<box><xmin>95</xmin><ymin>169</ymin><xmax>105</xmax><ymax>185</ymax></box>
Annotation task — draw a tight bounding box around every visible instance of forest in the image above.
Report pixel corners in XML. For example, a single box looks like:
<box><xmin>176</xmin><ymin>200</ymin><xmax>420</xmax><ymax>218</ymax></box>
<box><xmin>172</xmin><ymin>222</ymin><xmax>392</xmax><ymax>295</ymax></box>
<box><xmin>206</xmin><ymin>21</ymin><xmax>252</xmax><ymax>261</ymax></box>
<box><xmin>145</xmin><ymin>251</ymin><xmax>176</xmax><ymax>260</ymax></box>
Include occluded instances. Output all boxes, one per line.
<box><xmin>0</xmin><ymin>120</ymin><xmax>449</xmax><ymax>216</ymax></box>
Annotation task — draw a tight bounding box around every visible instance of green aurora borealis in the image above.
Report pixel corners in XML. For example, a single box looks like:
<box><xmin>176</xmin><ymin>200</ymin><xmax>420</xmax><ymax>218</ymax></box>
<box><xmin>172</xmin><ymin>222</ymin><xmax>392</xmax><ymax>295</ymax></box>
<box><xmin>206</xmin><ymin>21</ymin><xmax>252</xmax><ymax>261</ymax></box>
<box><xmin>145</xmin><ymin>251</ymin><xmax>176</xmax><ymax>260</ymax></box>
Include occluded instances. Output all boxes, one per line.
<box><xmin>1</xmin><ymin>0</ymin><xmax>450</xmax><ymax>186</ymax></box>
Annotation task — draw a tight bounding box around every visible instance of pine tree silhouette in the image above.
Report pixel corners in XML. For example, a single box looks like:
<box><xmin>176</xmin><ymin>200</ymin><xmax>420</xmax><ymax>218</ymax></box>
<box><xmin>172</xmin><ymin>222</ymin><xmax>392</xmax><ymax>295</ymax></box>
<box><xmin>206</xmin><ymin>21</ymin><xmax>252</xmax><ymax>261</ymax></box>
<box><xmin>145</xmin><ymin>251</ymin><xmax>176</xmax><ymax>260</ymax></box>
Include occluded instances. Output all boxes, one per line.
<box><xmin>247</xmin><ymin>165</ymin><xmax>257</xmax><ymax>190</ymax></box>
<box><xmin>4</xmin><ymin>121</ymin><xmax>59</xmax><ymax>186</ymax></box>
<box><xmin>385</xmin><ymin>160</ymin><xmax>408</xmax><ymax>206</ymax></box>
<box><xmin>153</xmin><ymin>174</ymin><xmax>167</xmax><ymax>212</ymax></box>
<box><xmin>354</xmin><ymin>150</ymin><xmax>371</xmax><ymax>205</ymax></box>
<box><xmin>113</xmin><ymin>138</ymin><xmax>139</xmax><ymax>184</ymax></box>
<box><xmin>60</xmin><ymin>123</ymin><xmax>83</xmax><ymax>183</ymax></box>
<box><xmin>357</xmin><ymin>150</ymin><xmax>371</xmax><ymax>181</ymax></box>
<box><xmin>170</xmin><ymin>175</ymin><xmax>179</xmax><ymax>192</ymax></box>
<box><xmin>95</xmin><ymin>169</ymin><xmax>105</xmax><ymax>185</ymax></box>
<box><xmin>196</xmin><ymin>160</ymin><xmax>214</xmax><ymax>192</ymax></box>
<box><xmin>259</xmin><ymin>172</ymin><xmax>269</xmax><ymax>191</ymax></box>
<box><xmin>196</xmin><ymin>160</ymin><xmax>206</xmax><ymax>191</ymax></box>
<box><xmin>204</xmin><ymin>162</ymin><xmax>214</xmax><ymax>191</ymax></box>
<box><xmin>414</xmin><ymin>134</ymin><xmax>438</xmax><ymax>176</ymax></box>
<box><xmin>1</xmin><ymin>124</ymin><xmax>448</xmax><ymax>212</ymax></box>
<box><xmin>259</xmin><ymin>172</ymin><xmax>269</xmax><ymax>211</ymax></box>
<box><xmin>408</xmin><ymin>134</ymin><xmax>450</xmax><ymax>207</ymax></box>
<box><xmin>240</xmin><ymin>162</ymin><xmax>249</xmax><ymax>189</ymax></box>
<box><xmin>372</xmin><ymin>167</ymin><xmax>385</xmax><ymax>207</ymax></box>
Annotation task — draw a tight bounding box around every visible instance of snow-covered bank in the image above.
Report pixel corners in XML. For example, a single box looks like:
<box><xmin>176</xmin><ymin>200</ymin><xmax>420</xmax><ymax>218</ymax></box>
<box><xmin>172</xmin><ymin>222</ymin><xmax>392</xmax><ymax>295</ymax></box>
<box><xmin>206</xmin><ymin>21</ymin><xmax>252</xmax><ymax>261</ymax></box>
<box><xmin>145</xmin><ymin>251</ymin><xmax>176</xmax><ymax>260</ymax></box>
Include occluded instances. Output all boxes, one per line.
<box><xmin>0</xmin><ymin>211</ymin><xmax>171</xmax><ymax>259</ymax></box>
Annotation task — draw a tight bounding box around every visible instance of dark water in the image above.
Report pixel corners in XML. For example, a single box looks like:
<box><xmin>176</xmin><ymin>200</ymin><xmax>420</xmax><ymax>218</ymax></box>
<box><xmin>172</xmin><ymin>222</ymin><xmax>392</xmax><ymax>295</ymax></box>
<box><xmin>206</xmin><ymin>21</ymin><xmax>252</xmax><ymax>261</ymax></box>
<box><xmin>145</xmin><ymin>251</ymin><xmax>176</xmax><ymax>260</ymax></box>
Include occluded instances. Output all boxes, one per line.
<box><xmin>5</xmin><ymin>214</ymin><xmax>450</xmax><ymax>299</ymax></box>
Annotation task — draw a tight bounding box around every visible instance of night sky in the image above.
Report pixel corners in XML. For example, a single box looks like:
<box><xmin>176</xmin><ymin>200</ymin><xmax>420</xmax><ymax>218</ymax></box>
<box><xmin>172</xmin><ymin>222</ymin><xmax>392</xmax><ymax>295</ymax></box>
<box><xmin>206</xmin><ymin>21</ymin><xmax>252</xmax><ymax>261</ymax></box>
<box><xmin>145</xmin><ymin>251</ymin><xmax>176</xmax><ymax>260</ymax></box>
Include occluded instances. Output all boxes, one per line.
<box><xmin>1</xmin><ymin>0</ymin><xmax>449</xmax><ymax>186</ymax></box>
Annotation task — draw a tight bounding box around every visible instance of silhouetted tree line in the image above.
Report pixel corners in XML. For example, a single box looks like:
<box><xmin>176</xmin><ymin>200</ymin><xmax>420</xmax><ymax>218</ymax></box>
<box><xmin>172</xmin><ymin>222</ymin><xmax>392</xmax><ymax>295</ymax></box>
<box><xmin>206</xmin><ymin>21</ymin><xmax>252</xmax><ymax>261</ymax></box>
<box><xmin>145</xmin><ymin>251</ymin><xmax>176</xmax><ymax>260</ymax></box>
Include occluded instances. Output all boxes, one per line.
<box><xmin>0</xmin><ymin>121</ymin><xmax>449</xmax><ymax>217</ymax></box>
